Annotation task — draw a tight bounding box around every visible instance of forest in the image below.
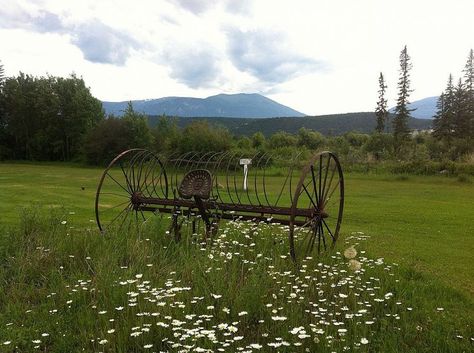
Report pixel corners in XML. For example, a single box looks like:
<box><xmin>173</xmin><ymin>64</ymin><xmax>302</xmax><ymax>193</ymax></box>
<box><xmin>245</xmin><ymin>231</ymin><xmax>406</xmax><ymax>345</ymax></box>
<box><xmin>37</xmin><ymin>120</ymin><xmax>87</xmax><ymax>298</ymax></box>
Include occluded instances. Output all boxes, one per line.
<box><xmin>0</xmin><ymin>48</ymin><xmax>472</xmax><ymax>175</ymax></box>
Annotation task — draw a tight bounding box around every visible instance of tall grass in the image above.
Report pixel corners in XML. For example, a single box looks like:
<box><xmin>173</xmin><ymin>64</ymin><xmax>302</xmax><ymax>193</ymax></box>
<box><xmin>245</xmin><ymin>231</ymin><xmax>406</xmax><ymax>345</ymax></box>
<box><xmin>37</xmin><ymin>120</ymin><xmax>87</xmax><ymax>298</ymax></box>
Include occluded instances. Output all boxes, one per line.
<box><xmin>0</xmin><ymin>207</ymin><xmax>472</xmax><ymax>352</ymax></box>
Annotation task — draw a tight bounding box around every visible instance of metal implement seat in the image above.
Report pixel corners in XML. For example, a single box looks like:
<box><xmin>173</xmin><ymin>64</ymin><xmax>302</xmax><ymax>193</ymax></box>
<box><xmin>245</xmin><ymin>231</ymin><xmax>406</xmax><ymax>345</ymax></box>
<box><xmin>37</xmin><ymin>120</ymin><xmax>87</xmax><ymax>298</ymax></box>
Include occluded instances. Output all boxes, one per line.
<box><xmin>178</xmin><ymin>169</ymin><xmax>212</xmax><ymax>200</ymax></box>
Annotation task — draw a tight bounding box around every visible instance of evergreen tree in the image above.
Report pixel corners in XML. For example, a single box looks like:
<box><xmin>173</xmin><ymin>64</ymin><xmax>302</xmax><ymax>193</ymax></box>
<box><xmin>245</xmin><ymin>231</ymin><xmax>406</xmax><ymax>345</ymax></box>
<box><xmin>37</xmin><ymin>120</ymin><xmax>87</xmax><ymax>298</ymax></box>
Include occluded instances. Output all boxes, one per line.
<box><xmin>462</xmin><ymin>49</ymin><xmax>473</xmax><ymax>141</ymax></box>
<box><xmin>393</xmin><ymin>46</ymin><xmax>414</xmax><ymax>145</ymax></box>
<box><xmin>375</xmin><ymin>72</ymin><xmax>388</xmax><ymax>133</ymax></box>
<box><xmin>0</xmin><ymin>60</ymin><xmax>5</xmax><ymax>88</ymax></box>
<box><xmin>452</xmin><ymin>78</ymin><xmax>469</xmax><ymax>139</ymax></box>
<box><xmin>432</xmin><ymin>74</ymin><xmax>455</xmax><ymax>141</ymax></box>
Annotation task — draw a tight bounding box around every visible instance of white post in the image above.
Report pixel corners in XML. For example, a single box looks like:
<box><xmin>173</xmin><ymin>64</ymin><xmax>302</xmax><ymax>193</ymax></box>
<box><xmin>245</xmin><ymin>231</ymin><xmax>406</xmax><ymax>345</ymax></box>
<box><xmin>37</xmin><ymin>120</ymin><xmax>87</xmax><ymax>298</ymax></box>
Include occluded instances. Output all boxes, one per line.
<box><xmin>240</xmin><ymin>159</ymin><xmax>252</xmax><ymax>191</ymax></box>
<box><xmin>243</xmin><ymin>164</ymin><xmax>248</xmax><ymax>191</ymax></box>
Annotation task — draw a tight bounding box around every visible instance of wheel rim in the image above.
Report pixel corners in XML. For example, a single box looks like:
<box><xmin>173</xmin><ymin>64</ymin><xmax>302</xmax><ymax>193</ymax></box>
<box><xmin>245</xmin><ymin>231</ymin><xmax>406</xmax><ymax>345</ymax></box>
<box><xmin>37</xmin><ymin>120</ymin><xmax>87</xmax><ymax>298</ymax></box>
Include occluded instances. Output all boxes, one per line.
<box><xmin>95</xmin><ymin>149</ymin><xmax>168</xmax><ymax>233</ymax></box>
<box><xmin>289</xmin><ymin>151</ymin><xmax>344</xmax><ymax>262</ymax></box>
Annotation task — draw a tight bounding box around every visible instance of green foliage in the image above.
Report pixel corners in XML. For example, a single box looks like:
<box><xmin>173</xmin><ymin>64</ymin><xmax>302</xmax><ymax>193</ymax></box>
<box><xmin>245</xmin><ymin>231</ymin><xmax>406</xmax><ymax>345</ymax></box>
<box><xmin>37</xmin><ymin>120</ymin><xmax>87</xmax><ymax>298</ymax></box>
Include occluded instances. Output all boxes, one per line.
<box><xmin>251</xmin><ymin>132</ymin><xmax>265</xmax><ymax>149</ymax></box>
<box><xmin>267</xmin><ymin>131</ymin><xmax>297</xmax><ymax>149</ymax></box>
<box><xmin>83</xmin><ymin>117</ymin><xmax>139</xmax><ymax>165</ymax></box>
<box><xmin>79</xmin><ymin>102</ymin><xmax>155</xmax><ymax>165</ymax></box>
<box><xmin>363</xmin><ymin>133</ymin><xmax>394</xmax><ymax>160</ymax></box>
<box><xmin>375</xmin><ymin>72</ymin><xmax>388</xmax><ymax>133</ymax></box>
<box><xmin>393</xmin><ymin>46</ymin><xmax>414</xmax><ymax>145</ymax></box>
<box><xmin>175</xmin><ymin>120</ymin><xmax>232</xmax><ymax>154</ymax></box>
<box><xmin>296</xmin><ymin>127</ymin><xmax>325</xmax><ymax>150</ymax></box>
<box><xmin>121</xmin><ymin>102</ymin><xmax>153</xmax><ymax>149</ymax></box>
<box><xmin>152</xmin><ymin>115</ymin><xmax>181</xmax><ymax>153</ymax></box>
<box><xmin>0</xmin><ymin>73</ymin><xmax>104</xmax><ymax>161</ymax></box>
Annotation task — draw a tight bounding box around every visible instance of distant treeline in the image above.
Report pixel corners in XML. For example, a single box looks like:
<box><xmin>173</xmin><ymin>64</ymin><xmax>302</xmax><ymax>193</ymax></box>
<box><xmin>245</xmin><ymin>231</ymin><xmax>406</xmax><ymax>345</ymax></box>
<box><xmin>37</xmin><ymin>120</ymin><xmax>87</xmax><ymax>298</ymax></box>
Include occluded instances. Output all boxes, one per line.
<box><xmin>0</xmin><ymin>48</ymin><xmax>473</xmax><ymax>175</ymax></box>
<box><xmin>147</xmin><ymin>113</ymin><xmax>432</xmax><ymax>136</ymax></box>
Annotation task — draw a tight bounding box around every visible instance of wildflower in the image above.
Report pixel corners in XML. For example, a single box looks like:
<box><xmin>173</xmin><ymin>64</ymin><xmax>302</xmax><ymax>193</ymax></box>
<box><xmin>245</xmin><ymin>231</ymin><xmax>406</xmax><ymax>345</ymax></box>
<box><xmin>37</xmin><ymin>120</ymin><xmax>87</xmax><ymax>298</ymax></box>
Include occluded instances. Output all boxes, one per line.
<box><xmin>135</xmin><ymin>274</ymin><xmax>143</xmax><ymax>279</ymax></box>
<box><xmin>115</xmin><ymin>306</ymin><xmax>124</xmax><ymax>311</ymax></box>
<box><xmin>32</xmin><ymin>340</ymin><xmax>41</xmax><ymax>344</ymax></box>
<box><xmin>98</xmin><ymin>339</ymin><xmax>108</xmax><ymax>345</ymax></box>
<box><xmin>61</xmin><ymin>220</ymin><xmax>67</xmax><ymax>225</ymax></box>
<box><xmin>107</xmin><ymin>329</ymin><xmax>115</xmax><ymax>334</ymax></box>
<box><xmin>250</xmin><ymin>343</ymin><xmax>262</xmax><ymax>349</ymax></box>
<box><xmin>3</xmin><ymin>341</ymin><xmax>11</xmax><ymax>345</ymax></box>
<box><xmin>144</xmin><ymin>344</ymin><xmax>153</xmax><ymax>348</ymax></box>
<box><xmin>436</xmin><ymin>307</ymin><xmax>444</xmax><ymax>311</ymax></box>
<box><xmin>344</xmin><ymin>246</ymin><xmax>357</xmax><ymax>259</ymax></box>
<box><xmin>211</xmin><ymin>293</ymin><xmax>222</xmax><ymax>299</ymax></box>
<box><xmin>360</xmin><ymin>337</ymin><xmax>369</xmax><ymax>344</ymax></box>
<box><xmin>271</xmin><ymin>316</ymin><xmax>287</xmax><ymax>321</ymax></box>
<box><xmin>238</xmin><ymin>311</ymin><xmax>248</xmax><ymax>316</ymax></box>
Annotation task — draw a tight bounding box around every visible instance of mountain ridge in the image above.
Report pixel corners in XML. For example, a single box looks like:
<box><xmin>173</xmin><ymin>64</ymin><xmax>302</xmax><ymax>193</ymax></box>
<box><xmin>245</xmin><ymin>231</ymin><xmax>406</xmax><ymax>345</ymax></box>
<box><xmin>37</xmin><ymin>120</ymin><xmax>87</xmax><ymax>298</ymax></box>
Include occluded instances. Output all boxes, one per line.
<box><xmin>389</xmin><ymin>96</ymin><xmax>438</xmax><ymax>119</ymax></box>
<box><xmin>102</xmin><ymin>93</ymin><xmax>305</xmax><ymax>118</ymax></box>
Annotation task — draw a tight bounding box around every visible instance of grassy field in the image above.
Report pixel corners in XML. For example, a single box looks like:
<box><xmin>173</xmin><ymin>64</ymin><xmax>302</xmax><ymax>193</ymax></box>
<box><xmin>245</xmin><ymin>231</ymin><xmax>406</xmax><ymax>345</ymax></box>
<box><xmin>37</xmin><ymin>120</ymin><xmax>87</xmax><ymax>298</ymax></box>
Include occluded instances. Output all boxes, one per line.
<box><xmin>0</xmin><ymin>162</ymin><xmax>473</xmax><ymax>352</ymax></box>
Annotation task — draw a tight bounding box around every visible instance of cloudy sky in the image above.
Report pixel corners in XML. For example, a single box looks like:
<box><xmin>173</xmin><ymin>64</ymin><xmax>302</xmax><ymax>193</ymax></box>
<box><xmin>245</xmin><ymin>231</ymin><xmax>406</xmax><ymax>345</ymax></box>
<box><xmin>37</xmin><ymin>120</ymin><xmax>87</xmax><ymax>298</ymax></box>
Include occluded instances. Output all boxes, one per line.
<box><xmin>1</xmin><ymin>0</ymin><xmax>473</xmax><ymax>115</ymax></box>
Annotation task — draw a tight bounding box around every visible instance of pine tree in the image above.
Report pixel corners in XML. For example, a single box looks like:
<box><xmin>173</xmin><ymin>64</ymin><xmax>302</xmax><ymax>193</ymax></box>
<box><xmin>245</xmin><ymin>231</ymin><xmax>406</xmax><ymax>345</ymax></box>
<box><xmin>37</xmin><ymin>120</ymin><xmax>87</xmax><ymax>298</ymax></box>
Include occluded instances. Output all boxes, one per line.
<box><xmin>432</xmin><ymin>74</ymin><xmax>455</xmax><ymax>141</ymax></box>
<box><xmin>375</xmin><ymin>72</ymin><xmax>388</xmax><ymax>133</ymax></box>
<box><xmin>452</xmin><ymin>78</ymin><xmax>469</xmax><ymax>139</ymax></box>
<box><xmin>0</xmin><ymin>60</ymin><xmax>5</xmax><ymax>89</ymax></box>
<box><xmin>462</xmin><ymin>49</ymin><xmax>474</xmax><ymax>141</ymax></box>
<box><xmin>393</xmin><ymin>46</ymin><xmax>414</xmax><ymax>145</ymax></box>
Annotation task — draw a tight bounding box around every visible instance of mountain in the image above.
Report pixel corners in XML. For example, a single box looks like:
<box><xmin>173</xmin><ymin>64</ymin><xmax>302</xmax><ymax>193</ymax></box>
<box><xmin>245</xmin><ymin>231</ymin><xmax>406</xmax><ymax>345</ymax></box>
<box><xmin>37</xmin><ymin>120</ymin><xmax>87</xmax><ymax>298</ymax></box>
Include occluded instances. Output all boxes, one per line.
<box><xmin>102</xmin><ymin>93</ymin><xmax>305</xmax><ymax>118</ymax></box>
<box><xmin>148</xmin><ymin>113</ymin><xmax>432</xmax><ymax>136</ymax></box>
<box><xmin>389</xmin><ymin>96</ymin><xmax>438</xmax><ymax>119</ymax></box>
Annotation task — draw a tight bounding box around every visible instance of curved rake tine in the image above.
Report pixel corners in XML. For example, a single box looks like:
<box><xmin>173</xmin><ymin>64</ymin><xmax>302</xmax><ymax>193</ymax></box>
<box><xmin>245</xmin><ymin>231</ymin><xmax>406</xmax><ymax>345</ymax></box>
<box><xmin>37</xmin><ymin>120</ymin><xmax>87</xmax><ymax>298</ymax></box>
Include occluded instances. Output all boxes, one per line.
<box><xmin>225</xmin><ymin>151</ymin><xmax>239</xmax><ymax>206</ymax></box>
<box><xmin>288</xmin><ymin>151</ymin><xmax>303</xmax><ymax>205</ymax></box>
<box><xmin>242</xmin><ymin>150</ymin><xmax>260</xmax><ymax>207</ymax></box>
<box><xmin>214</xmin><ymin>151</ymin><xmax>231</xmax><ymax>204</ymax></box>
<box><xmin>253</xmin><ymin>152</ymin><xmax>268</xmax><ymax>207</ymax></box>
<box><xmin>232</xmin><ymin>152</ymin><xmax>244</xmax><ymax>206</ymax></box>
<box><xmin>262</xmin><ymin>153</ymin><xmax>274</xmax><ymax>209</ymax></box>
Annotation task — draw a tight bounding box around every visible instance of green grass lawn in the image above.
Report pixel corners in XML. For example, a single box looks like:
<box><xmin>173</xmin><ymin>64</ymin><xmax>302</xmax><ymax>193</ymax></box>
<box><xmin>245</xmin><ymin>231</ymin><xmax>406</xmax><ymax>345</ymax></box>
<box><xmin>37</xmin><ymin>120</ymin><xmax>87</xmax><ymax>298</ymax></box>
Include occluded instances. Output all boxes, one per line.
<box><xmin>1</xmin><ymin>162</ymin><xmax>472</xmax><ymax>295</ymax></box>
<box><xmin>0</xmin><ymin>162</ymin><xmax>473</xmax><ymax>352</ymax></box>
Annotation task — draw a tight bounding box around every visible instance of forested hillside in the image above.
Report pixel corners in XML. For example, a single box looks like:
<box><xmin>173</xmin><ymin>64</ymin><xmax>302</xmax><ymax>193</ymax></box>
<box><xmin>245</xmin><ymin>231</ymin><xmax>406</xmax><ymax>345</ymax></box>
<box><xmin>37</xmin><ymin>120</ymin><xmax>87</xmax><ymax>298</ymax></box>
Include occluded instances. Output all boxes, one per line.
<box><xmin>148</xmin><ymin>113</ymin><xmax>432</xmax><ymax>136</ymax></box>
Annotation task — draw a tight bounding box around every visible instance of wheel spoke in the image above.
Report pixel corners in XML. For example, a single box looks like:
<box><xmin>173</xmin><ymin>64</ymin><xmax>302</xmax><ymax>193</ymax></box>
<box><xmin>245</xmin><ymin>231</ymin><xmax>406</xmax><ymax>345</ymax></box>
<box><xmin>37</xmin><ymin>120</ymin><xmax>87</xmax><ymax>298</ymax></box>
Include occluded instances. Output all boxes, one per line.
<box><xmin>100</xmin><ymin>192</ymin><xmax>130</xmax><ymax>198</ymax></box>
<box><xmin>310</xmin><ymin>165</ymin><xmax>319</xmax><ymax>205</ymax></box>
<box><xmin>320</xmin><ymin>221</ymin><xmax>326</xmax><ymax>251</ymax></box>
<box><xmin>321</xmin><ymin>164</ymin><xmax>337</xmax><ymax>206</ymax></box>
<box><xmin>302</xmin><ymin>183</ymin><xmax>318</xmax><ymax>210</ymax></box>
<box><xmin>119</xmin><ymin>162</ymin><xmax>133</xmax><ymax>193</ymax></box>
<box><xmin>322</xmin><ymin>218</ymin><xmax>335</xmax><ymax>241</ymax></box>
<box><xmin>106</xmin><ymin>172</ymin><xmax>130</xmax><ymax>194</ymax></box>
<box><xmin>318</xmin><ymin>155</ymin><xmax>322</xmax><ymax>207</ymax></box>
<box><xmin>306</xmin><ymin>225</ymin><xmax>318</xmax><ymax>254</ymax></box>
<box><xmin>106</xmin><ymin>204</ymin><xmax>131</xmax><ymax>231</ymax></box>
<box><xmin>101</xmin><ymin>200</ymin><xmax>131</xmax><ymax>213</ymax></box>
<box><xmin>323</xmin><ymin>179</ymin><xmax>341</xmax><ymax>207</ymax></box>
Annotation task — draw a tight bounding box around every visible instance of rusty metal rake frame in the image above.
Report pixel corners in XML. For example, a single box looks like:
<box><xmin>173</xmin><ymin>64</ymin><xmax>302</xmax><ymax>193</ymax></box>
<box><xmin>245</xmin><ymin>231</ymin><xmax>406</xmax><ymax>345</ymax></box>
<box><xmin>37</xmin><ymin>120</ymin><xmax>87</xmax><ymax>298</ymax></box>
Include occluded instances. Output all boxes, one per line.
<box><xmin>95</xmin><ymin>149</ymin><xmax>344</xmax><ymax>261</ymax></box>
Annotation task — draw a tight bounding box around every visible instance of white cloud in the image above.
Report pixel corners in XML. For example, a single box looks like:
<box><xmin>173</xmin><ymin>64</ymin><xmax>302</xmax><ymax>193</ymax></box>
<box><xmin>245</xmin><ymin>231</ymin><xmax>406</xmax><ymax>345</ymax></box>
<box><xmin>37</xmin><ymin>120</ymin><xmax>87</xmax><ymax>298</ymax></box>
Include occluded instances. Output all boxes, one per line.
<box><xmin>0</xmin><ymin>0</ymin><xmax>473</xmax><ymax>115</ymax></box>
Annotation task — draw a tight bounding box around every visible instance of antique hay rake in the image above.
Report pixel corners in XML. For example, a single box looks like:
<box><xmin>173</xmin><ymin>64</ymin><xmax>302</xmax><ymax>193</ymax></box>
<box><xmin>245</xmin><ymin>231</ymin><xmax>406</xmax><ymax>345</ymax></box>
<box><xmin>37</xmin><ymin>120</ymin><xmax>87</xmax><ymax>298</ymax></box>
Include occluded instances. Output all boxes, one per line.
<box><xmin>95</xmin><ymin>149</ymin><xmax>344</xmax><ymax>262</ymax></box>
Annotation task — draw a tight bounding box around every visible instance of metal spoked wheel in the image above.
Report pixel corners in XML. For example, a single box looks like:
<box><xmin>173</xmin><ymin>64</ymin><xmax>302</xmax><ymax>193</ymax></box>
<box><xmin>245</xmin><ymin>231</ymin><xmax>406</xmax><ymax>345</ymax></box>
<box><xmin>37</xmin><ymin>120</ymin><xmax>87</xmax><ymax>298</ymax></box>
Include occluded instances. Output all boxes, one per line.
<box><xmin>289</xmin><ymin>151</ymin><xmax>344</xmax><ymax>262</ymax></box>
<box><xmin>95</xmin><ymin>149</ymin><xmax>168</xmax><ymax>234</ymax></box>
